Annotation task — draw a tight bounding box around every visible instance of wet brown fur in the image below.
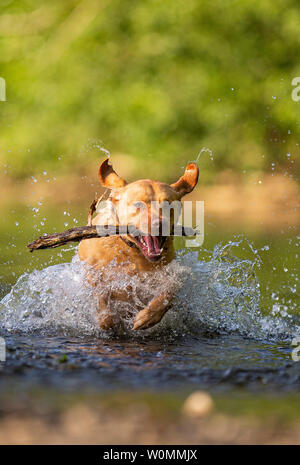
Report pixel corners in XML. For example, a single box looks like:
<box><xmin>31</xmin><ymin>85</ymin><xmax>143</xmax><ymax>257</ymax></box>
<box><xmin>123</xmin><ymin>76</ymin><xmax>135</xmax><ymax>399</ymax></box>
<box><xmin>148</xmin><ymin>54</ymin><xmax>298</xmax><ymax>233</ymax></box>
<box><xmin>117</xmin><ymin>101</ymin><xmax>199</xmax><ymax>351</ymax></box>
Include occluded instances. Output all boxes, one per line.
<box><xmin>78</xmin><ymin>159</ymin><xmax>199</xmax><ymax>330</ymax></box>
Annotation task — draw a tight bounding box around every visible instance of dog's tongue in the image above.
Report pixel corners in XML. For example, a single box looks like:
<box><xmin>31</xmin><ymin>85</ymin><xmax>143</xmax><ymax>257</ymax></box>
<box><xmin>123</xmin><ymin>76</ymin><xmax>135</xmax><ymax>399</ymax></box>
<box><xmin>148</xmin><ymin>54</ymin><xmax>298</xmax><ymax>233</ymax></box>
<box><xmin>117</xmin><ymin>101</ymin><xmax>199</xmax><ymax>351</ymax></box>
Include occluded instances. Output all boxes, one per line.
<box><xmin>143</xmin><ymin>235</ymin><xmax>161</xmax><ymax>255</ymax></box>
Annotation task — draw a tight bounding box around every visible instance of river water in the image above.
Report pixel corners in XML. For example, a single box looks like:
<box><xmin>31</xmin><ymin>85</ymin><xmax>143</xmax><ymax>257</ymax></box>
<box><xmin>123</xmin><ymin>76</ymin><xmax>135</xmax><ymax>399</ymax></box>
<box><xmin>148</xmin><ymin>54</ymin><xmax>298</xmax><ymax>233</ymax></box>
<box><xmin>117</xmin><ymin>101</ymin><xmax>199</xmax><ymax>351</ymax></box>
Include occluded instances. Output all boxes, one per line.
<box><xmin>0</xmin><ymin>231</ymin><xmax>299</xmax><ymax>394</ymax></box>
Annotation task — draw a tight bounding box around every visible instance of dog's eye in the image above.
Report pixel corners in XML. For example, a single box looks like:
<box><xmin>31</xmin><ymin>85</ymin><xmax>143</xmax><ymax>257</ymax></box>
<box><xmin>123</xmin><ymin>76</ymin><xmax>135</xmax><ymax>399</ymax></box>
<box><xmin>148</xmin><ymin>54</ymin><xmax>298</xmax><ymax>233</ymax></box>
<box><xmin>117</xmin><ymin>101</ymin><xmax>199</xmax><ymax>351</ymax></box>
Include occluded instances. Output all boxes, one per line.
<box><xmin>133</xmin><ymin>201</ymin><xmax>145</xmax><ymax>209</ymax></box>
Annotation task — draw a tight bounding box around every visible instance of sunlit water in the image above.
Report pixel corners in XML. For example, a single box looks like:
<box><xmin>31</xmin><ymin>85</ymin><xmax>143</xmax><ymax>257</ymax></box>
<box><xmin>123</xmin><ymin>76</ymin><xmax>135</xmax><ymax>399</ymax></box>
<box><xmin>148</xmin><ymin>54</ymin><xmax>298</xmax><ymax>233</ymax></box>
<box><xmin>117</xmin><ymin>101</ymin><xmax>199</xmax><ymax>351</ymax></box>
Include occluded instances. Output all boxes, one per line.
<box><xmin>0</xmin><ymin>237</ymin><xmax>299</xmax><ymax>393</ymax></box>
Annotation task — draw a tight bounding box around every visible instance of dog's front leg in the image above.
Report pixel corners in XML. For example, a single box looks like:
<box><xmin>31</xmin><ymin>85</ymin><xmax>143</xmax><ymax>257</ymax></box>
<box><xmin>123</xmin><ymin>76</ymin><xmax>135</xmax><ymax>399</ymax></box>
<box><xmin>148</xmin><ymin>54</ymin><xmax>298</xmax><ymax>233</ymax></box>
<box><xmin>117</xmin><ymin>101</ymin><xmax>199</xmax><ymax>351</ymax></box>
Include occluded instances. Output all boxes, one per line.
<box><xmin>98</xmin><ymin>295</ymin><xmax>115</xmax><ymax>330</ymax></box>
<box><xmin>85</xmin><ymin>271</ymin><xmax>115</xmax><ymax>331</ymax></box>
<box><xmin>133</xmin><ymin>290</ymin><xmax>173</xmax><ymax>330</ymax></box>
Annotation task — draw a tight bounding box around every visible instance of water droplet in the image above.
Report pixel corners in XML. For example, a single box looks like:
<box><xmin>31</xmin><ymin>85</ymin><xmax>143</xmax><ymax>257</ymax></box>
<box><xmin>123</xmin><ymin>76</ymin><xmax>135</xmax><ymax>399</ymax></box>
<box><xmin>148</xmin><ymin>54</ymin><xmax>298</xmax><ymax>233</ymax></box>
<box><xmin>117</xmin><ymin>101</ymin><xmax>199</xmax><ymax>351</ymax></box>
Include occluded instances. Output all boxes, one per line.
<box><xmin>195</xmin><ymin>147</ymin><xmax>214</xmax><ymax>163</ymax></box>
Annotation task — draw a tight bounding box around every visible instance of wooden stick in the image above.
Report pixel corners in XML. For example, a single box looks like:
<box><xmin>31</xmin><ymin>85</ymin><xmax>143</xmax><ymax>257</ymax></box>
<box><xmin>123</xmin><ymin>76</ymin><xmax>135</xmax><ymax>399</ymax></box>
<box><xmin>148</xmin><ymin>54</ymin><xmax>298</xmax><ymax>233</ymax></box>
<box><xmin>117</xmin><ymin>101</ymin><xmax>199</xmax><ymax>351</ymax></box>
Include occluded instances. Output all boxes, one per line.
<box><xmin>27</xmin><ymin>225</ymin><xmax>199</xmax><ymax>252</ymax></box>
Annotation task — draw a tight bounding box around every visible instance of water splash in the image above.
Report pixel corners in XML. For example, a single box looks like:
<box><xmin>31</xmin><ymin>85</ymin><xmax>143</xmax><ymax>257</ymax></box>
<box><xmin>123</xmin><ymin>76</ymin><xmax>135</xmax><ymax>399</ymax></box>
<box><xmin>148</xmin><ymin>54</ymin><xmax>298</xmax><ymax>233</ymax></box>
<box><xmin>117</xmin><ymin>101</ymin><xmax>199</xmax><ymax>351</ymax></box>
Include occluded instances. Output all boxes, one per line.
<box><xmin>187</xmin><ymin>238</ymin><xmax>298</xmax><ymax>341</ymax></box>
<box><xmin>0</xmin><ymin>237</ymin><xmax>298</xmax><ymax>342</ymax></box>
<box><xmin>194</xmin><ymin>147</ymin><xmax>214</xmax><ymax>163</ymax></box>
<box><xmin>82</xmin><ymin>139</ymin><xmax>111</xmax><ymax>158</ymax></box>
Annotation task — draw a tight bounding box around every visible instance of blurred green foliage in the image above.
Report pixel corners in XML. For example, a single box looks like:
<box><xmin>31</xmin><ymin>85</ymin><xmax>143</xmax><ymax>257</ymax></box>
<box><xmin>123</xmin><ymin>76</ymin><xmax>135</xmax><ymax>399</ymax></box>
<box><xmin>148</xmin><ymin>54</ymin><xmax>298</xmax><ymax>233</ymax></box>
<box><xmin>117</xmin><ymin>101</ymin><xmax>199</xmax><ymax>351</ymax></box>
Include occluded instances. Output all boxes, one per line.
<box><xmin>0</xmin><ymin>0</ymin><xmax>299</xmax><ymax>182</ymax></box>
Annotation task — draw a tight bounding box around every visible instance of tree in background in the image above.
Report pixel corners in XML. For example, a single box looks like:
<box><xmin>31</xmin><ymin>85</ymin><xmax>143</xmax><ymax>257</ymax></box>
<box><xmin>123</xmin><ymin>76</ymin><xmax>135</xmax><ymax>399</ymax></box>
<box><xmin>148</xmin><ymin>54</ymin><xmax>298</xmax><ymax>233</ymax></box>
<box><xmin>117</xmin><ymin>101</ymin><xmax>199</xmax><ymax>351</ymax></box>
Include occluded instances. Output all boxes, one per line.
<box><xmin>0</xmin><ymin>0</ymin><xmax>299</xmax><ymax>182</ymax></box>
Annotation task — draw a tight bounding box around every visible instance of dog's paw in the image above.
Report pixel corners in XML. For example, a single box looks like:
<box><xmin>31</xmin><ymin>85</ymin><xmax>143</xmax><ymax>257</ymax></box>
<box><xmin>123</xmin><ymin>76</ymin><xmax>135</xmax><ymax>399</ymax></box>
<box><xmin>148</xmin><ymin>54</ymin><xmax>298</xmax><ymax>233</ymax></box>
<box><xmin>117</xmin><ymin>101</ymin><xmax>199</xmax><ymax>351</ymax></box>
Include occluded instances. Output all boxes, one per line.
<box><xmin>98</xmin><ymin>313</ymin><xmax>115</xmax><ymax>331</ymax></box>
<box><xmin>133</xmin><ymin>307</ymin><xmax>163</xmax><ymax>330</ymax></box>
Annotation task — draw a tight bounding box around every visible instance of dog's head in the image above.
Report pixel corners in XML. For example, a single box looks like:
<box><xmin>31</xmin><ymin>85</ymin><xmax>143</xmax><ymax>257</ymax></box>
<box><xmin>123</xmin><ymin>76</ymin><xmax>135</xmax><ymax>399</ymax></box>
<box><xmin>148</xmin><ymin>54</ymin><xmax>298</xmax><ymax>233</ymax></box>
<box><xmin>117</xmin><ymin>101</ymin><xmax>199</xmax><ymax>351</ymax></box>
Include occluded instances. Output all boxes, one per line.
<box><xmin>98</xmin><ymin>158</ymin><xmax>199</xmax><ymax>262</ymax></box>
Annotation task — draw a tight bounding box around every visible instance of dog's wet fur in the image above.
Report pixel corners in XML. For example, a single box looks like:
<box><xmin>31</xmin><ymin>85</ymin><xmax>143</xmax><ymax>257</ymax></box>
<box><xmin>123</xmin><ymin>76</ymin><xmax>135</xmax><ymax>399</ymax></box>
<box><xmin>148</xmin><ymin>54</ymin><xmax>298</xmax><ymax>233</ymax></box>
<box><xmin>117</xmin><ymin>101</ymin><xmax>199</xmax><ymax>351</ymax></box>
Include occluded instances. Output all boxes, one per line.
<box><xmin>78</xmin><ymin>158</ymin><xmax>199</xmax><ymax>330</ymax></box>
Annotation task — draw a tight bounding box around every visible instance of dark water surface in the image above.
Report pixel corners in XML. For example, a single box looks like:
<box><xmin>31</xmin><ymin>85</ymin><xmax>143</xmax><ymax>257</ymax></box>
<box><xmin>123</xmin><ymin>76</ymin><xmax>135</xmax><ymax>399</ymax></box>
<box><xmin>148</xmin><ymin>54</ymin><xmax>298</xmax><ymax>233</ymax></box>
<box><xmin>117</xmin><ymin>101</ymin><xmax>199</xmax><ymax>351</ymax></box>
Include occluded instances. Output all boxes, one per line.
<box><xmin>0</xmin><ymin>332</ymin><xmax>298</xmax><ymax>395</ymax></box>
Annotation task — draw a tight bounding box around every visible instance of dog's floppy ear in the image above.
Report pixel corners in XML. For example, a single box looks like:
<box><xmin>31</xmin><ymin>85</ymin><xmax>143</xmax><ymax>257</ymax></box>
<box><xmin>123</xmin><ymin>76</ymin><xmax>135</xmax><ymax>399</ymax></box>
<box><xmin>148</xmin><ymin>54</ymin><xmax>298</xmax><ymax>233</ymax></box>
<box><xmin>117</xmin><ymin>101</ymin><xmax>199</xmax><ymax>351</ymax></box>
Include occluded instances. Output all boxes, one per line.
<box><xmin>98</xmin><ymin>158</ymin><xmax>127</xmax><ymax>189</ymax></box>
<box><xmin>171</xmin><ymin>163</ymin><xmax>199</xmax><ymax>197</ymax></box>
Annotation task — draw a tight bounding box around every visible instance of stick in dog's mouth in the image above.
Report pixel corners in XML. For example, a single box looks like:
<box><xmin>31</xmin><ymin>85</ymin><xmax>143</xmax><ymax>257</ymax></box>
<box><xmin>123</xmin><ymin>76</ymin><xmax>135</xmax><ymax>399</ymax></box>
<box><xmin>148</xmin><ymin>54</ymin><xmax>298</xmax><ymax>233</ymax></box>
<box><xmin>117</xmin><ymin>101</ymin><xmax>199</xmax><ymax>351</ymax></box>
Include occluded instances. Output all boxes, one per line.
<box><xmin>27</xmin><ymin>225</ymin><xmax>198</xmax><ymax>252</ymax></box>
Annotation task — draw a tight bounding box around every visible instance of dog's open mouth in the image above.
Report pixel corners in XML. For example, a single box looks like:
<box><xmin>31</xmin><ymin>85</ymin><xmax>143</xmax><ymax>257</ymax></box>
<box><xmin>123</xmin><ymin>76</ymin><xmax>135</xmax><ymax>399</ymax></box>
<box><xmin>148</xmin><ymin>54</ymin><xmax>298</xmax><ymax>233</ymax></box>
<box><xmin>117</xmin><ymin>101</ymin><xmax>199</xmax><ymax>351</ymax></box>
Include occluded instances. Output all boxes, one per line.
<box><xmin>131</xmin><ymin>235</ymin><xmax>167</xmax><ymax>262</ymax></box>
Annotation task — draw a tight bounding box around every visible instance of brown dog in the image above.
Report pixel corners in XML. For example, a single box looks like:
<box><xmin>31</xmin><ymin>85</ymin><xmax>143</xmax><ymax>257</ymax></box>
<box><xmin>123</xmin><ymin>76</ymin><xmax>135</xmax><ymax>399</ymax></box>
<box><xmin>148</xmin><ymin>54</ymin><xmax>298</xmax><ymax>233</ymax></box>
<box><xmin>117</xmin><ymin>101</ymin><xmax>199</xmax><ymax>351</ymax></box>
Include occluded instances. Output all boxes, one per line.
<box><xmin>78</xmin><ymin>158</ymin><xmax>199</xmax><ymax>330</ymax></box>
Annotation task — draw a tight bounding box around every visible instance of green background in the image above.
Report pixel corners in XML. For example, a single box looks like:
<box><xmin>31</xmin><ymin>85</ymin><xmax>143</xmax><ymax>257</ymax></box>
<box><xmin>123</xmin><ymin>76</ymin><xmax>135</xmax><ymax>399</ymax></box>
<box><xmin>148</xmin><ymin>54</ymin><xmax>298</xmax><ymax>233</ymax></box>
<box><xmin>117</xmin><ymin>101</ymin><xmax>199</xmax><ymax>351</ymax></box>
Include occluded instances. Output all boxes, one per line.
<box><xmin>0</xmin><ymin>0</ymin><xmax>299</xmax><ymax>182</ymax></box>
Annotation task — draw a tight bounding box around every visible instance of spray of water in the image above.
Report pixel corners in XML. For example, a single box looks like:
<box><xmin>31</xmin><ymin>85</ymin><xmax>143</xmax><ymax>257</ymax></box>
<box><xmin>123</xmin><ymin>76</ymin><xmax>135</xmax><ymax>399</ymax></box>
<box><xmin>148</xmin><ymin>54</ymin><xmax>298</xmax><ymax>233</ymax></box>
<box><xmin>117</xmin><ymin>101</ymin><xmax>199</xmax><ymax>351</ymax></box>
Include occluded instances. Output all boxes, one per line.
<box><xmin>194</xmin><ymin>147</ymin><xmax>214</xmax><ymax>164</ymax></box>
<box><xmin>0</xmin><ymin>237</ymin><xmax>298</xmax><ymax>342</ymax></box>
<box><xmin>82</xmin><ymin>139</ymin><xmax>111</xmax><ymax>159</ymax></box>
